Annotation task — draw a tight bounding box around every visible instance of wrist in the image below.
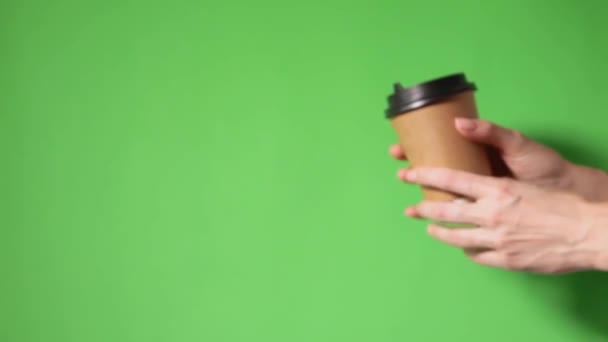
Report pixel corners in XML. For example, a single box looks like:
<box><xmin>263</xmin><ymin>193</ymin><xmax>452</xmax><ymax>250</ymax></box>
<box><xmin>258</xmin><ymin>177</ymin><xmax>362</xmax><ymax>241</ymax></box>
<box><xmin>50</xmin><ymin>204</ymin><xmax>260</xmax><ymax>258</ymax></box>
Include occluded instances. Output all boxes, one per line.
<box><xmin>565</xmin><ymin>162</ymin><xmax>608</xmax><ymax>202</ymax></box>
<box><xmin>580</xmin><ymin>201</ymin><xmax>608</xmax><ymax>271</ymax></box>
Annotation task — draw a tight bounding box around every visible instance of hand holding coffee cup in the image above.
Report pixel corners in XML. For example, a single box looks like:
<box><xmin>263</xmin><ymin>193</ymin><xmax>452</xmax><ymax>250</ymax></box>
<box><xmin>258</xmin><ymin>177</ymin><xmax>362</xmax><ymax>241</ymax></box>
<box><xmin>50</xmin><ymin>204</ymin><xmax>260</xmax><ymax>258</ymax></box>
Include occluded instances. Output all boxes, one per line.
<box><xmin>385</xmin><ymin>73</ymin><xmax>492</xmax><ymax>201</ymax></box>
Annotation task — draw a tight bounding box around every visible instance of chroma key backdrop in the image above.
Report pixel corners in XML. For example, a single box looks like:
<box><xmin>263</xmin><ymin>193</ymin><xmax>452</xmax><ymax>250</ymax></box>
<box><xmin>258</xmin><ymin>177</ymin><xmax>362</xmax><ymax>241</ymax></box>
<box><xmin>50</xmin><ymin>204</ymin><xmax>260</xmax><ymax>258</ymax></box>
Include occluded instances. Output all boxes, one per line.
<box><xmin>2</xmin><ymin>1</ymin><xmax>608</xmax><ymax>341</ymax></box>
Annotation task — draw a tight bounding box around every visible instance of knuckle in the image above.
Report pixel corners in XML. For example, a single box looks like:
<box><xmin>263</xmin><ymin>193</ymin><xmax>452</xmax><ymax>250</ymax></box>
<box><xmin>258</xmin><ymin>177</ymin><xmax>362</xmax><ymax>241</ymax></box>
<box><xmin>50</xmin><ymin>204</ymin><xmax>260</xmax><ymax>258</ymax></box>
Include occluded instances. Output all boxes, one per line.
<box><xmin>417</xmin><ymin>202</ymin><xmax>431</xmax><ymax>216</ymax></box>
<box><xmin>439</xmin><ymin>170</ymin><xmax>456</xmax><ymax>188</ymax></box>
<box><xmin>504</xmin><ymin>254</ymin><xmax>523</xmax><ymax>271</ymax></box>
<box><xmin>510</xmin><ymin>130</ymin><xmax>527</xmax><ymax>146</ymax></box>
<box><xmin>478</xmin><ymin>120</ymin><xmax>494</xmax><ymax>135</ymax></box>
<box><xmin>420</xmin><ymin>202</ymin><xmax>443</xmax><ymax>218</ymax></box>
<box><xmin>494</xmin><ymin>237</ymin><xmax>507</xmax><ymax>249</ymax></box>
<box><xmin>446</xmin><ymin>203</ymin><xmax>462</xmax><ymax>218</ymax></box>
<box><xmin>485</xmin><ymin>209</ymin><xmax>504</xmax><ymax>227</ymax></box>
<box><xmin>494</xmin><ymin>233</ymin><xmax>508</xmax><ymax>249</ymax></box>
<box><xmin>470</xmin><ymin>236</ymin><xmax>484</xmax><ymax>248</ymax></box>
<box><xmin>496</xmin><ymin>179</ymin><xmax>514</xmax><ymax>197</ymax></box>
<box><xmin>435</xmin><ymin>204</ymin><xmax>448</xmax><ymax>219</ymax></box>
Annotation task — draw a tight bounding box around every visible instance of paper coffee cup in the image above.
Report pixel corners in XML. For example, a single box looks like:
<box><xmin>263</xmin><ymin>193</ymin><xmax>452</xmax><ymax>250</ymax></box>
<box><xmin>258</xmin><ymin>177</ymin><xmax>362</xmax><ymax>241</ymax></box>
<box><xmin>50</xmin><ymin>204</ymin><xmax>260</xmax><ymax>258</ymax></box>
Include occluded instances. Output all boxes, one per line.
<box><xmin>385</xmin><ymin>73</ymin><xmax>492</xmax><ymax>201</ymax></box>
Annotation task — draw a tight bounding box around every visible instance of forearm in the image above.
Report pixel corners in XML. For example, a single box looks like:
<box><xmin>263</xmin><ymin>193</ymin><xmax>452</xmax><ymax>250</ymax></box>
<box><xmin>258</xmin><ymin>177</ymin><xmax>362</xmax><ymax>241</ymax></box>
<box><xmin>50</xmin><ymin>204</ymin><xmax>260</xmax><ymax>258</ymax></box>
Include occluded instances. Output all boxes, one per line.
<box><xmin>567</xmin><ymin>163</ymin><xmax>608</xmax><ymax>202</ymax></box>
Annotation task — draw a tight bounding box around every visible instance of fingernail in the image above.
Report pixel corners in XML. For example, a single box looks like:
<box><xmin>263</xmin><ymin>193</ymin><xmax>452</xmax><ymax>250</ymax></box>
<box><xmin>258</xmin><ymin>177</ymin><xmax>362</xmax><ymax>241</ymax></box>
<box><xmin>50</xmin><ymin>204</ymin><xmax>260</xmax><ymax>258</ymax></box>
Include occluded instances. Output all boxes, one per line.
<box><xmin>404</xmin><ymin>206</ymin><xmax>417</xmax><ymax>217</ymax></box>
<box><xmin>455</xmin><ymin>118</ymin><xmax>476</xmax><ymax>131</ymax></box>
<box><xmin>397</xmin><ymin>169</ymin><xmax>406</xmax><ymax>180</ymax></box>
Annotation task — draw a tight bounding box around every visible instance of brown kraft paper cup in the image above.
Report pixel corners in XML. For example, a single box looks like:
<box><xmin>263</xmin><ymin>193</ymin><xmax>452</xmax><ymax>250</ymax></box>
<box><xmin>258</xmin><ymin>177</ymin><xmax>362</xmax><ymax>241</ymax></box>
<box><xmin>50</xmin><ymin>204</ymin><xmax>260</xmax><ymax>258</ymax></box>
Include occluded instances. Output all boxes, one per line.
<box><xmin>385</xmin><ymin>74</ymin><xmax>492</xmax><ymax>201</ymax></box>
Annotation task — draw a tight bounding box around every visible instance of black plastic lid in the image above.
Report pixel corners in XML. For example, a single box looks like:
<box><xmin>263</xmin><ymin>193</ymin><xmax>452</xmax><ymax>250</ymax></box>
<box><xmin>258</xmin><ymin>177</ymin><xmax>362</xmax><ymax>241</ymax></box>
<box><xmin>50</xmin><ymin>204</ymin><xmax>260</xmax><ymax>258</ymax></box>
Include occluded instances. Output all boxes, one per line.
<box><xmin>385</xmin><ymin>73</ymin><xmax>476</xmax><ymax>118</ymax></box>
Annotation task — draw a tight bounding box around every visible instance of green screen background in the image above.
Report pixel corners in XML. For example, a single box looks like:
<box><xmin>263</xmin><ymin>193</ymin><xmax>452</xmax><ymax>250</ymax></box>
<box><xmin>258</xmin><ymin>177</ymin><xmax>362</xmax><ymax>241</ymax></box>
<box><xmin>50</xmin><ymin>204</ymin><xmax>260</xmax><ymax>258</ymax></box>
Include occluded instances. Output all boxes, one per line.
<box><xmin>3</xmin><ymin>0</ymin><xmax>608</xmax><ymax>341</ymax></box>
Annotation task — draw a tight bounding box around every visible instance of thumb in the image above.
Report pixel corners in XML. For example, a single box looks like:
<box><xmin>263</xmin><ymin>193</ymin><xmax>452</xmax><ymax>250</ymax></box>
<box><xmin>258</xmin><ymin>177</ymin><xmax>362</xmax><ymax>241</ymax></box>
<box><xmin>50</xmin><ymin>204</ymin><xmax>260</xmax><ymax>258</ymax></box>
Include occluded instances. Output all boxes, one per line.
<box><xmin>455</xmin><ymin>118</ymin><xmax>528</xmax><ymax>156</ymax></box>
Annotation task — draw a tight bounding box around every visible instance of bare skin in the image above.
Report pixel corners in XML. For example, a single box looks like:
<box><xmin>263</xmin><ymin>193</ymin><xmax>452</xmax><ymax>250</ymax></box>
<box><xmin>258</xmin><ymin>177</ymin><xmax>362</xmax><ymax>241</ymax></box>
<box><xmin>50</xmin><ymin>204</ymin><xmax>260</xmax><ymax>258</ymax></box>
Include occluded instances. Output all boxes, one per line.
<box><xmin>392</xmin><ymin>118</ymin><xmax>608</xmax><ymax>273</ymax></box>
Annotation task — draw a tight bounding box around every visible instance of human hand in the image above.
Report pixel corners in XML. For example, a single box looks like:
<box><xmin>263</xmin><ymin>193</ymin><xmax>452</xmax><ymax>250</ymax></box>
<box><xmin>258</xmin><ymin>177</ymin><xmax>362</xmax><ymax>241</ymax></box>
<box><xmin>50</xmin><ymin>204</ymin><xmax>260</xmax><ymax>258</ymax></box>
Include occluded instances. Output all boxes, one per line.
<box><xmin>398</xmin><ymin>167</ymin><xmax>608</xmax><ymax>274</ymax></box>
<box><xmin>390</xmin><ymin>118</ymin><xmax>573</xmax><ymax>193</ymax></box>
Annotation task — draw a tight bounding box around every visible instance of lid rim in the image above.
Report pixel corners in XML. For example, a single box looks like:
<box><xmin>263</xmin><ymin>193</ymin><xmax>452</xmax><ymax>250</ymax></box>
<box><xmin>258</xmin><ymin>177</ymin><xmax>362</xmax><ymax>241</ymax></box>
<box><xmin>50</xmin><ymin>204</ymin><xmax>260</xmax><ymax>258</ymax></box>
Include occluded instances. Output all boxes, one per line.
<box><xmin>385</xmin><ymin>73</ymin><xmax>477</xmax><ymax>118</ymax></box>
